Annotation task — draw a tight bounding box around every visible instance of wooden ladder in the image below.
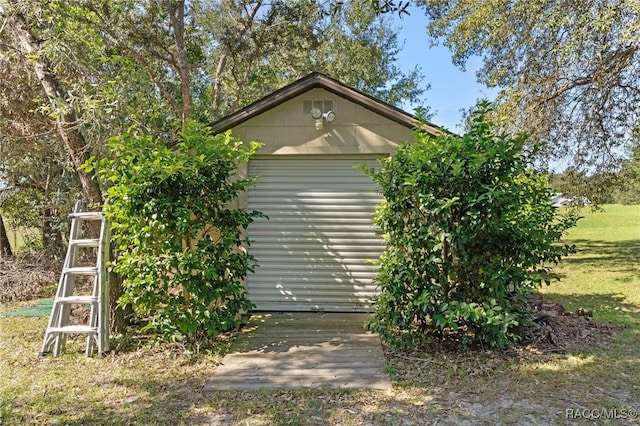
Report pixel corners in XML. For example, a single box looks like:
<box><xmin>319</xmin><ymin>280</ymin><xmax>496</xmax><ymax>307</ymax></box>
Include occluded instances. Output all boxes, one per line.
<box><xmin>40</xmin><ymin>201</ymin><xmax>110</xmax><ymax>357</ymax></box>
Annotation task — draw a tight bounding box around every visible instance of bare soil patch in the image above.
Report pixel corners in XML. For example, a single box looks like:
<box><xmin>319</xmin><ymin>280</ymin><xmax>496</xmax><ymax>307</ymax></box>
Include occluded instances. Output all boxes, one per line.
<box><xmin>524</xmin><ymin>294</ymin><xmax>617</xmax><ymax>353</ymax></box>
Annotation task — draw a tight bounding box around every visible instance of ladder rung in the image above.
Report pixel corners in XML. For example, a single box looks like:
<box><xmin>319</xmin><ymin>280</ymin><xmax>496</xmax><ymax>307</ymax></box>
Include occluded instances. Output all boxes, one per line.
<box><xmin>55</xmin><ymin>296</ymin><xmax>98</xmax><ymax>304</ymax></box>
<box><xmin>47</xmin><ymin>325</ymin><xmax>98</xmax><ymax>334</ymax></box>
<box><xmin>70</xmin><ymin>211</ymin><xmax>104</xmax><ymax>220</ymax></box>
<box><xmin>63</xmin><ymin>266</ymin><xmax>99</xmax><ymax>275</ymax></box>
<box><xmin>70</xmin><ymin>238</ymin><xmax>100</xmax><ymax>248</ymax></box>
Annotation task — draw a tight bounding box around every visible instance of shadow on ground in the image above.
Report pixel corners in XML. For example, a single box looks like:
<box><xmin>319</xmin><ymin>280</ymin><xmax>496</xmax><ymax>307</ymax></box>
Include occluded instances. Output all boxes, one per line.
<box><xmin>564</xmin><ymin>239</ymin><xmax>640</xmax><ymax>270</ymax></box>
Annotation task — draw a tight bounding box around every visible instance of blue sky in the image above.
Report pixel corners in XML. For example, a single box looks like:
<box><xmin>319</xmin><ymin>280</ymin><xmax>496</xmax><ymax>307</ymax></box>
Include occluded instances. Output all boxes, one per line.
<box><xmin>392</xmin><ymin>7</ymin><xmax>497</xmax><ymax>131</ymax></box>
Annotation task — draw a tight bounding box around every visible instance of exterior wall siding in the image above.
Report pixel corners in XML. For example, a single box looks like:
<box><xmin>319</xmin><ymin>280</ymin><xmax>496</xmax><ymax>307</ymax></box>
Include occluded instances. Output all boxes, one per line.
<box><xmin>232</xmin><ymin>88</ymin><xmax>413</xmax><ymax>156</ymax></box>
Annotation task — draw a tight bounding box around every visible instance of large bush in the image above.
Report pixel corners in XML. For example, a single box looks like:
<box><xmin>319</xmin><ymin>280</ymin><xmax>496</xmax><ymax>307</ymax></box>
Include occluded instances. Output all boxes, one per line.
<box><xmin>365</xmin><ymin>105</ymin><xmax>579</xmax><ymax>349</ymax></box>
<box><xmin>92</xmin><ymin>123</ymin><xmax>262</xmax><ymax>344</ymax></box>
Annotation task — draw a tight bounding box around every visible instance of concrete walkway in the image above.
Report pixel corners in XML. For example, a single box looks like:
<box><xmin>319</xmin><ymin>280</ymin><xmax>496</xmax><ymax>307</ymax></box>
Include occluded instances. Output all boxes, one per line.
<box><xmin>203</xmin><ymin>313</ymin><xmax>391</xmax><ymax>392</ymax></box>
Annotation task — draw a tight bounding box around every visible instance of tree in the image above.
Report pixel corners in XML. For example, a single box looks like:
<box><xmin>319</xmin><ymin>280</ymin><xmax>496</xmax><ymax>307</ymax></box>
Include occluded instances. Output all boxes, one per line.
<box><xmin>0</xmin><ymin>2</ymin><xmax>99</xmax><ymax>253</ymax></box>
<box><xmin>199</xmin><ymin>0</ymin><xmax>426</xmax><ymax>118</ymax></box>
<box><xmin>306</xmin><ymin>2</ymin><xmax>424</xmax><ymax>107</ymax></box>
<box><xmin>0</xmin><ymin>115</ymin><xmax>76</xmax><ymax>254</ymax></box>
<box><xmin>0</xmin><ymin>214</ymin><xmax>12</xmax><ymax>257</ymax></box>
<box><xmin>613</xmin><ymin>135</ymin><xmax>640</xmax><ymax>204</ymax></box>
<box><xmin>418</xmin><ymin>0</ymin><xmax>640</xmax><ymax>186</ymax></box>
<box><xmin>2</xmin><ymin>6</ymin><xmax>103</xmax><ymax>206</ymax></box>
<box><xmin>364</xmin><ymin>103</ymin><xmax>579</xmax><ymax>349</ymax></box>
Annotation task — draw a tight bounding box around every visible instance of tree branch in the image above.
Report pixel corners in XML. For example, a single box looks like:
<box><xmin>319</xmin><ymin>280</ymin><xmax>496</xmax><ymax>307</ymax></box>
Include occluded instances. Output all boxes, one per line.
<box><xmin>164</xmin><ymin>0</ymin><xmax>191</xmax><ymax>121</ymax></box>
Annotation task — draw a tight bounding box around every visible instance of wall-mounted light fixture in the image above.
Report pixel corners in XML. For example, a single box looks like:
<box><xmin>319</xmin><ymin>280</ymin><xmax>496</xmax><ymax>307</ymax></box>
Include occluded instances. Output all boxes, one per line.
<box><xmin>323</xmin><ymin>111</ymin><xmax>335</xmax><ymax>123</ymax></box>
<box><xmin>311</xmin><ymin>107</ymin><xmax>323</xmax><ymax>130</ymax></box>
<box><xmin>311</xmin><ymin>107</ymin><xmax>336</xmax><ymax>130</ymax></box>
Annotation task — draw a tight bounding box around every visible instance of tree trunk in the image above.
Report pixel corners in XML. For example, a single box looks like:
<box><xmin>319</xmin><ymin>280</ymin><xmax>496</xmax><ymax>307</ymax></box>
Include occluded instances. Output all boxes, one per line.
<box><xmin>42</xmin><ymin>208</ymin><xmax>63</xmax><ymax>256</ymax></box>
<box><xmin>109</xmin><ymin>266</ymin><xmax>132</xmax><ymax>334</ymax></box>
<box><xmin>7</xmin><ymin>13</ymin><xmax>103</xmax><ymax>207</ymax></box>
<box><xmin>0</xmin><ymin>214</ymin><xmax>13</xmax><ymax>257</ymax></box>
<box><xmin>165</xmin><ymin>0</ymin><xmax>191</xmax><ymax>122</ymax></box>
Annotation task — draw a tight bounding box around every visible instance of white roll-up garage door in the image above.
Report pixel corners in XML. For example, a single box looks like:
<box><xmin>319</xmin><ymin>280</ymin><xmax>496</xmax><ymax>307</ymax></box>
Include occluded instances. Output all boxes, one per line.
<box><xmin>247</xmin><ymin>157</ymin><xmax>385</xmax><ymax>312</ymax></box>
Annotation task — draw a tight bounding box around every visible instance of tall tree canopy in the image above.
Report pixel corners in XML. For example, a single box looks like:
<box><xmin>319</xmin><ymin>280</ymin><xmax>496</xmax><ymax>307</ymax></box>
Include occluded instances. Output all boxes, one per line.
<box><xmin>206</xmin><ymin>1</ymin><xmax>425</xmax><ymax>116</ymax></box>
<box><xmin>0</xmin><ymin>0</ymin><xmax>425</xmax><ymax>251</ymax></box>
<box><xmin>418</xmin><ymin>0</ymin><xmax>640</xmax><ymax>181</ymax></box>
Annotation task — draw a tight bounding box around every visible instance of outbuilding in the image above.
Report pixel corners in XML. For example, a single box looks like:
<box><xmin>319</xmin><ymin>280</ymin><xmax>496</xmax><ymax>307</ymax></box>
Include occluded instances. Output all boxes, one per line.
<box><xmin>211</xmin><ymin>72</ymin><xmax>441</xmax><ymax>312</ymax></box>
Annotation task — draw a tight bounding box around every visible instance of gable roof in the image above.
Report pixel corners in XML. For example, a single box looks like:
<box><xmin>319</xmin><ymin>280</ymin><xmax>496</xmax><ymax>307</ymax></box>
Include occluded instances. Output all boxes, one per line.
<box><xmin>210</xmin><ymin>72</ymin><xmax>443</xmax><ymax>137</ymax></box>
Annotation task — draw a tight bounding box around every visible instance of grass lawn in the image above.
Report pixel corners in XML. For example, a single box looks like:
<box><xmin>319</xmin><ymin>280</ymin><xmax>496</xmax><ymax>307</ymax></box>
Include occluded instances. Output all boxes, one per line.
<box><xmin>1</xmin><ymin>219</ymin><xmax>39</xmax><ymax>254</ymax></box>
<box><xmin>543</xmin><ymin>204</ymin><xmax>640</xmax><ymax>327</ymax></box>
<box><xmin>1</xmin><ymin>205</ymin><xmax>639</xmax><ymax>425</ymax></box>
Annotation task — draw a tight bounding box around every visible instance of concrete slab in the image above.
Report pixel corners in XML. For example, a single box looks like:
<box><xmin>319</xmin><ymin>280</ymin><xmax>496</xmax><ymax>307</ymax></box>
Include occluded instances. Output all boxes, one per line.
<box><xmin>203</xmin><ymin>312</ymin><xmax>391</xmax><ymax>392</ymax></box>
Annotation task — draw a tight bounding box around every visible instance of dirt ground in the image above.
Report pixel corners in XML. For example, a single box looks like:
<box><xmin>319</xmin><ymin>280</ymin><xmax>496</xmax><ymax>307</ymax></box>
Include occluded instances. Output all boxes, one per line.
<box><xmin>522</xmin><ymin>294</ymin><xmax>615</xmax><ymax>353</ymax></box>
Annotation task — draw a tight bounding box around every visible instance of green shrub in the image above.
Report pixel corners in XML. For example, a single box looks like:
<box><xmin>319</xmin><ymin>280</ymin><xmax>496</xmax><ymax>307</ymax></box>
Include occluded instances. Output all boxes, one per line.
<box><xmin>364</xmin><ymin>104</ymin><xmax>579</xmax><ymax>349</ymax></box>
<box><xmin>90</xmin><ymin>122</ymin><xmax>262</xmax><ymax>344</ymax></box>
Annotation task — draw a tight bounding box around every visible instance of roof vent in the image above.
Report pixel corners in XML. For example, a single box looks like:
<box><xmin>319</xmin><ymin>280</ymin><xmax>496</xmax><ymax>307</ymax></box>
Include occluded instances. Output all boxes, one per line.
<box><xmin>303</xmin><ymin>100</ymin><xmax>333</xmax><ymax>115</ymax></box>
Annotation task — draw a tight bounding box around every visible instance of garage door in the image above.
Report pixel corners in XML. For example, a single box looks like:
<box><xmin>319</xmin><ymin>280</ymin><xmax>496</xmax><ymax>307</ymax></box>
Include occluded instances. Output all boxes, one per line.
<box><xmin>246</xmin><ymin>157</ymin><xmax>385</xmax><ymax>312</ymax></box>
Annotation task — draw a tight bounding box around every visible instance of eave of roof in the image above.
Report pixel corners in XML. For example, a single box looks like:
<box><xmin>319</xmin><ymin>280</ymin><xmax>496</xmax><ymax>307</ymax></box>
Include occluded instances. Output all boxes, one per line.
<box><xmin>210</xmin><ymin>72</ymin><xmax>443</xmax><ymax>137</ymax></box>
